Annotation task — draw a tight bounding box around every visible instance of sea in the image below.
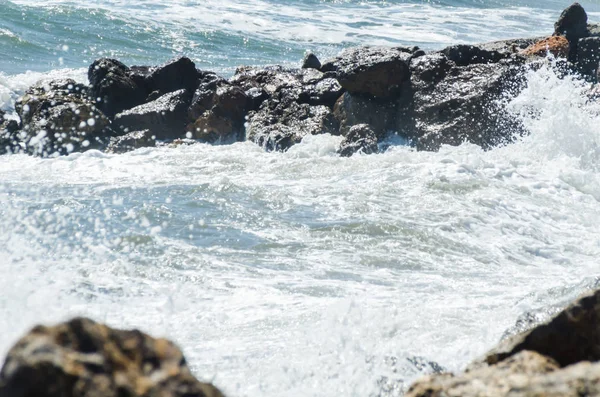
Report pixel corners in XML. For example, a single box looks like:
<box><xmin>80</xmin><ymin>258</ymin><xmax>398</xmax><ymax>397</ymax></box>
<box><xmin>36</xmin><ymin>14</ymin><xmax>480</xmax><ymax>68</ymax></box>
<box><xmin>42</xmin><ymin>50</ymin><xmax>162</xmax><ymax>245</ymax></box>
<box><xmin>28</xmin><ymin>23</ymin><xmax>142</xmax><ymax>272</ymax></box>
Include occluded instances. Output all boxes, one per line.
<box><xmin>1</xmin><ymin>0</ymin><xmax>600</xmax><ymax>395</ymax></box>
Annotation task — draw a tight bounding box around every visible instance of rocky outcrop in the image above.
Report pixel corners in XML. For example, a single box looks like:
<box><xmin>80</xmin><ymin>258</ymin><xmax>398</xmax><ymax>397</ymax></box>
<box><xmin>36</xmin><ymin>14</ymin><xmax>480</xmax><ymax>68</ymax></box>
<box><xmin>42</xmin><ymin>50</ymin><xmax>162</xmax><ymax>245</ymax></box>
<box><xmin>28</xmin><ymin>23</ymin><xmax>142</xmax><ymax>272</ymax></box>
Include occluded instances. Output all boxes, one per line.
<box><xmin>15</xmin><ymin>79</ymin><xmax>113</xmax><ymax>156</ymax></box>
<box><xmin>114</xmin><ymin>89</ymin><xmax>192</xmax><ymax>139</ymax></box>
<box><xmin>0</xmin><ymin>317</ymin><xmax>224</xmax><ymax>397</ymax></box>
<box><xmin>406</xmin><ymin>288</ymin><xmax>600</xmax><ymax>397</ymax></box>
<box><xmin>338</xmin><ymin>123</ymin><xmax>378</xmax><ymax>157</ymax></box>
<box><xmin>106</xmin><ymin>129</ymin><xmax>156</xmax><ymax>153</ymax></box>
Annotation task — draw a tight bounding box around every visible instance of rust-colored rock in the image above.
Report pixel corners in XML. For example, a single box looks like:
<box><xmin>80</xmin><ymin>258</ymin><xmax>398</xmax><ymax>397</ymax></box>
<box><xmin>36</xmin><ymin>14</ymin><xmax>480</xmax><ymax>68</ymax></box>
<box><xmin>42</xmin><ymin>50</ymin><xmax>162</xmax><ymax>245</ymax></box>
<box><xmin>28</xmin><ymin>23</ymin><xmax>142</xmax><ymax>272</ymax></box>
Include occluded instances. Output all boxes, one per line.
<box><xmin>0</xmin><ymin>317</ymin><xmax>224</xmax><ymax>397</ymax></box>
<box><xmin>520</xmin><ymin>36</ymin><xmax>570</xmax><ymax>58</ymax></box>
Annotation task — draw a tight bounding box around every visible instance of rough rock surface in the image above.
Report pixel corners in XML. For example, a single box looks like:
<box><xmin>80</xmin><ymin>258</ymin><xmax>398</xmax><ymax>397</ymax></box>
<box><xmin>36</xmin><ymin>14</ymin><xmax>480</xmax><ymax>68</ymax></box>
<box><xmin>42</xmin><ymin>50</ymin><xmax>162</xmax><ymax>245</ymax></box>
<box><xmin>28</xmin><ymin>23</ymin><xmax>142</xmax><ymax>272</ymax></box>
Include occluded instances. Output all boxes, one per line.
<box><xmin>145</xmin><ymin>57</ymin><xmax>199</xmax><ymax>97</ymax></box>
<box><xmin>114</xmin><ymin>89</ymin><xmax>191</xmax><ymax>140</ymax></box>
<box><xmin>106</xmin><ymin>129</ymin><xmax>156</xmax><ymax>153</ymax></box>
<box><xmin>333</xmin><ymin>92</ymin><xmax>397</xmax><ymax>138</ymax></box>
<box><xmin>0</xmin><ymin>110</ymin><xmax>20</xmax><ymax>154</ymax></box>
<box><xmin>15</xmin><ymin>79</ymin><xmax>112</xmax><ymax>156</ymax></box>
<box><xmin>406</xmin><ymin>288</ymin><xmax>600</xmax><ymax>397</ymax></box>
<box><xmin>302</xmin><ymin>52</ymin><xmax>322</xmax><ymax>70</ymax></box>
<box><xmin>577</xmin><ymin>37</ymin><xmax>600</xmax><ymax>80</ymax></box>
<box><xmin>521</xmin><ymin>36</ymin><xmax>570</xmax><ymax>58</ymax></box>
<box><xmin>0</xmin><ymin>317</ymin><xmax>224</xmax><ymax>397</ymax></box>
<box><xmin>554</xmin><ymin>2</ymin><xmax>588</xmax><ymax>41</ymax></box>
<box><xmin>321</xmin><ymin>46</ymin><xmax>413</xmax><ymax>98</ymax></box>
<box><xmin>338</xmin><ymin>123</ymin><xmax>378</xmax><ymax>157</ymax></box>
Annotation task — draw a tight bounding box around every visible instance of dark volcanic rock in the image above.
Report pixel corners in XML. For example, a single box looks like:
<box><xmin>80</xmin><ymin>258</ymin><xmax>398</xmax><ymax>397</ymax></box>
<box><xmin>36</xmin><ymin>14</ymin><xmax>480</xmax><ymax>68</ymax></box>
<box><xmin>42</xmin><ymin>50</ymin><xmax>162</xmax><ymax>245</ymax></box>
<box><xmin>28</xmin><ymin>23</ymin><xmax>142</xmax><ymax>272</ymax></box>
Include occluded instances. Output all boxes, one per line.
<box><xmin>405</xmin><ymin>59</ymin><xmax>526</xmax><ymax>150</ymax></box>
<box><xmin>338</xmin><ymin>124</ymin><xmax>378</xmax><ymax>157</ymax></box>
<box><xmin>146</xmin><ymin>57</ymin><xmax>199</xmax><ymax>97</ymax></box>
<box><xmin>577</xmin><ymin>37</ymin><xmax>600</xmax><ymax>81</ymax></box>
<box><xmin>302</xmin><ymin>52</ymin><xmax>322</xmax><ymax>70</ymax></box>
<box><xmin>88</xmin><ymin>58</ymin><xmax>148</xmax><ymax>118</ymax></box>
<box><xmin>554</xmin><ymin>2</ymin><xmax>588</xmax><ymax>41</ymax></box>
<box><xmin>15</xmin><ymin>79</ymin><xmax>112</xmax><ymax>156</ymax></box>
<box><xmin>187</xmin><ymin>76</ymin><xmax>251</xmax><ymax>143</ymax></box>
<box><xmin>441</xmin><ymin>44</ymin><xmax>507</xmax><ymax>66</ymax></box>
<box><xmin>114</xmin><ymin>89</ymin><xmax>192</xmax><ymax>140</ymax></box>
<box><xmin>321</xmin><ymin>46</ymin><xmax>412</xmax><ymax>98</ymax></box>
<box><xmin>106</xmin><ymin>129</ymin><xmax>156</xmax><ymax>153</ymax></box>
<box><xmin>0</xmin><ymin>111</ymin><xmax>20</xmax><ymax>154</ymax></box>
<box><xmin>0</xmin><ymin>317</ymin><xmax>224</xmax><ymax>397</ymax></box>
<box><xmin>333</xmin><ymin>92</ymin><xmax>397</xmax><ymax>138</ymax></box>
<box><xmin>246</xmin><ymin>93</ymin><xmax>338</xmax><ymax>151</ymax></box>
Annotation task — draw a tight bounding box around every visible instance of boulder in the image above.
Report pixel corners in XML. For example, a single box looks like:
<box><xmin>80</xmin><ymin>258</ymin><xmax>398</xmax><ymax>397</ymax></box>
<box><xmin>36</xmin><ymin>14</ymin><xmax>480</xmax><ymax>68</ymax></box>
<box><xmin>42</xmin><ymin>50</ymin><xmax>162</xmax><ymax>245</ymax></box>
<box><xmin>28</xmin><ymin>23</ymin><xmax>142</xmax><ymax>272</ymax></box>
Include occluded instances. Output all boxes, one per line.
<box><xmin>0</xmin><ymin>317</ymin><xmax>224</xmax><ymax>397</ymax></box>
<box><xmin>554</xmin><ymin>2</ymin><xmax>588</xmax><ymax>41</ymax></box>
<box><xmin>521</xmin><ymin>36</ymin><xmax>570</xmax><ymax>58</ymax></box>
<box><xmin>333</xmin><ymin>92</ymin><xmax>397</xmax><ymax>138</ymax></box>
<box><xmin>106</xmin><ymin>129</ymin><xmax>156</xmax><ymax>153</ymax></box>
<box><xmin>441</xmin><ymin>44</ymin><xmax>507</xmax><ymax>66</ymax></box>
<box><xmin>577</xmin><ymin>37</ymin><xmax>600</xmax><ymax>81</ymax></box>
<box><xmin>145</xmin><ymin>57</ymin><xmax>200</xmax><ymax>97</ymax></box>
<box><xmin>338</xmin><ymin>124</ymin><xmax>378</xmax><ymax>157</ymax></box>
<box><xmin>320</xmin><ymin>46</ymin><xmax>412</xmax><ymax>98</ymax></box>
<box><xmin>246</xmin><ymin>92</ymin><xmax>338</xmax><ymax>151</ymax></box>
<box><xmin>302</xmin><ymin>52</ymin><xmax>322</xmax><ymax>70</ymax></box>
<box><xmin>88</xmin><ymin>58</ymin><xmax>148</xmax><ymax>118</ymax></box>
<box><xmin>15</xmin><ymin>79</ymin><xmax>112</xmax><ymax>156</ymax></box>
<box><xmin>406</xmin><ymin>288</ymin><xmax>600</xmax><ymax>397</ymax></box>
<box><xmin>403</xmin><ymin>58</ymin><xmax>527</xmax><ymax>150</ymax></box>
<box><xmin>187</xmin><ymin>75</ymin><xmax>251</xmax><ymax>143</ymax></box>
<box><xmin>114</xmin><ymin>89</ymin><xmax>192</xmax><ymax>140</ymax></box>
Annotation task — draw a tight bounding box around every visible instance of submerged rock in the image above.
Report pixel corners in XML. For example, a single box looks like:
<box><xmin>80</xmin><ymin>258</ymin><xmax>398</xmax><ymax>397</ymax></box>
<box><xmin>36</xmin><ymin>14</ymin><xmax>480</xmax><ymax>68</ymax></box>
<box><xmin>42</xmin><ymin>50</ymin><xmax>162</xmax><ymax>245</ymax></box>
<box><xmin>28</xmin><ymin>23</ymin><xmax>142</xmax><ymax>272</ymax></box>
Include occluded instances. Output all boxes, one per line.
<box><xmin>15</xmin><ymin>79</ymin><xmax>113</xmax><ymax>156</ymax></box>
<box><xmin>406</xmin><ymin>288</ymin><xmax>600</xmax><ymax>397</ymax></box>
<box><xmin>0</xmin><ymin>317</ymin><xmax>224</xmax><ymax>397</ymax></box>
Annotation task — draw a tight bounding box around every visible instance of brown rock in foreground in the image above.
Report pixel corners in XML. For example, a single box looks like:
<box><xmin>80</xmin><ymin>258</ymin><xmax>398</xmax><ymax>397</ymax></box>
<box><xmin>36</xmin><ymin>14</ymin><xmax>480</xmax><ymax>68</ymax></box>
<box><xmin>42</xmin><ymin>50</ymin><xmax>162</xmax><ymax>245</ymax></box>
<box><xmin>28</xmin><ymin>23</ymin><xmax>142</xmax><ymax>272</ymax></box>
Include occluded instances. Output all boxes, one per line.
<box><xmin>0</xmin><ymin>317</ymin><xmax>224</xmax><ymax>397</ymax></box>
<box><xmin>521</xmin><ymin>36</ymin><xmax>570</xmax><ymax>58</ymax></box>
<box><xmin>406</xmin><ymin>288</ymin><xmax>600</xmax><ymax>397</ymax></box>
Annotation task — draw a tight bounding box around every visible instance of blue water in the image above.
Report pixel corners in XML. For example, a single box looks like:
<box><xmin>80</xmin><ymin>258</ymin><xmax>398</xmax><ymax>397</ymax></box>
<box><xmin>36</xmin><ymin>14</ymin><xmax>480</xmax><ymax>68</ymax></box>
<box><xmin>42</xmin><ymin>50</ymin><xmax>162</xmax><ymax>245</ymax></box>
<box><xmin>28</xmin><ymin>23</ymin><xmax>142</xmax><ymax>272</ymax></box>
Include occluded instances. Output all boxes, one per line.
<box><xmin>2</xmin><ymin>1</ymin><xmax>600</xmax><ymax>396</ymax></box>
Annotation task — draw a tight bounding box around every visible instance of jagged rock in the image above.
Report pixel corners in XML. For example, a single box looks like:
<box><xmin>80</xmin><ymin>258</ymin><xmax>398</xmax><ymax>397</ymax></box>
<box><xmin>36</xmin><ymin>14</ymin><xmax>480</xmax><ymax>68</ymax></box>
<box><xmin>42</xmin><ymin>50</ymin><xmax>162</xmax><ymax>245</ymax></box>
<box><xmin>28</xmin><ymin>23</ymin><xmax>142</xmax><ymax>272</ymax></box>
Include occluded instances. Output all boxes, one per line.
<box><xmin>478</xmin><ymin>37</ymin><xmax>540</xmax><ymax>56</ymax></box>
<box><xmin>187</xmin><ymin>75</ymin><xmax>251</xmax><ymax>143</ymax></box>
<box><xmin>0</xmin><ymin>317</ymin><xmax>224</xmax><ymax>397</ymax></box>
<box><xmin>338</xmin><ymin>124</ymin><xmax>378</xmax><ymax>157</ymax></box>
<box><xmin>554</xmin><ymin>2</ymin><xmax>588</xmax><ymax>41</ymax></box>
<box><xmin>246</xmin><ymin>94</ymin><xmax>338</xmax><ymax>151</ymax></box>
<box><xmin>15</xmin><ymin>79</ymin><xmax>112</xmax><ymax>156</ymax></box>
<box><xmin>589</xmin><ymin>23</ymin><xmax>600</xmax><ymax>37</ymax></box>
<box><xmin>106</xmin><ymin>129</ymin><xmax>156</xmax><ymax>153</ymax></box>
<box><xmin>333</xmin><ymin>92</ymin><xmax>397</xmax><ymax>138</ymax></box>
<box><xmin>231</xmin><ymin>65</ymin><xmax>303</xmax><ymax>96</ymax></box>
<box><xmin>302</xmin><ymin>52</ymin><xmax>322</xmax><ymax>70</ymax></box>
<box><xmin>146</xmin><ymin>57</ymin><xmax>199</xmax><ymax>97</ymax></box>
<box><xmin>404</xmin><ymin>60</ymin><xmax>526</xmax><ymax>150</ymax></box>
<box><xmin>409</xmin><ymin>53</ymin><xmax>452</xmax><ymax>84</ymax></box>
<box><xmin>406</xmin><ymin>288</ymin><xmax>600</xmax><ymax>397</ymax></box>
<box><xmin>88</xmin><ymin>58</ymin><xmax>148</xmax><ymax>118</ymax></box>
<box><xmin>521</xmin><ymin>36</ymin><xmax>570</xmax><ymax>58</ymax></box>
<box><xmin>441</xmin><ymin>44</ymin><xmax>507</xmax><ymax>66</ymax></box>
<box><xmin>321</xmin><ymin>46</ymin><xmax>412</xmax><ymax>98</ymax></box>
<box><xmin>478</xmin><ymin>288</ymin><xmax>600</xmax><ymax>368</ymax></box>
<box><xmin>577</xmin><ymin>37</ymin><xmax>600</xmax><ymax>81</ymax></box>
<box><xmin>114</xmin><ymin>89</ymin><xmax>192</xmax><ymax>140</ymax></box>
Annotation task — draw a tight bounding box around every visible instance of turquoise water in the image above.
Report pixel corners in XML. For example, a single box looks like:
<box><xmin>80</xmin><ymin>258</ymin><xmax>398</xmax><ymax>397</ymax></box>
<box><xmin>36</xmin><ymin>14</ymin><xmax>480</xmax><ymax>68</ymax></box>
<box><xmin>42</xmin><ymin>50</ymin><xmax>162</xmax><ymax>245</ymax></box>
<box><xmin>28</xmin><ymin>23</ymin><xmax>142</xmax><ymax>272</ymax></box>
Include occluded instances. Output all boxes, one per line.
<box><xmin>2</xmin><ymin>1</ymin><xmax>600</xmax><ymax>396</ymax></box>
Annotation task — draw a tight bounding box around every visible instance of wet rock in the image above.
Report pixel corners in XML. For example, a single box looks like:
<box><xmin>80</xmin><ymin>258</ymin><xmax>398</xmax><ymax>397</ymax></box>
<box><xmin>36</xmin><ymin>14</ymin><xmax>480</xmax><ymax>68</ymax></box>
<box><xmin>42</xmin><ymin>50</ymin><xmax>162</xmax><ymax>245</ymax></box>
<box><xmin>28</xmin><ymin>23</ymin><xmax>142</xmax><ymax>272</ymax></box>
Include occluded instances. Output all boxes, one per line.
<box><xmin>231</xmin><ymin>65</ymin><xmax>302</xmax><ymax>96</ymax></box>
<box><xmin>88</xmin><ymin>58</ymin><xmax>148</xmax><ymax>118</ymax></box>
<box><xmin>589</xmin><ymin>23</ymin><xmax>600</xmax><ymax>37</ymax></box>
<box><xmin>0</xmin><ymin>317</ymin><xmax>224</xmax><ymax>397</ymax></box>
<box><xmin>405</xmin><ymin>61</ymin><xmax>526</xmax><ymax>150</ymax></box>
<box><xmin>521</xmin><ymin>36</ymin><xmax>570</xmax><ymax>58</ymax></box>
<box><xmin>409</xmin><ymin>53</ymin><xmax>452</xmax><ymax>84</ymax></box>
<box><xmin>114</xmin><ymin>89</ymin><xmax>192</xmax><ymax>140</ymax></box>
<box><xmin>441</xmin><ymin>44</ymin><xmax>507</xmax><ymax>66</ymax></box>
<box><xmin>15</xmin><ymin>79</ymin><xmax>112</xmax><ymax>156</ymax></box>
<box><xmin>187</xmin><ymin>76</ymin><xmax>251</xmax><ymax>143</ymax></box>
<box><xmin>338</xmin><ymin>124</ymin><xmax>378</xmax><ymax>157</ymax></box>
<box><xmin>321</xmin><ymin>46</ymin><xmax>412</xmax><ymax>98</ymax></box>
<box><xmin>246</xmin><ymin>94</ymin><xmax>338</xmax><ymax>151</ymax></box>
<box><xmin>302</xmin><ymin>52</ymin><xmax>322</xmax><ymax>70</ymax></box>
<box><xmin>577</xmin><ymin>37</ymin><xmax>600</xmax><ymax>81</ymax></box>
<box><xmin>554</xmin><ymin>2</ymin><xmax>588</xmax><ymax>42</ymax></box>
<box><xmin>0</xmin><ymin>111</ymin><xmax>20</xmax><ymax>154</ymax></box>
<box><xmin>478</xmin><ymin>37</ymin><xmax>541</xmax><ymax>56</ymax></box>
<box><xmin>479</xmin><ymin>288</ymin><xmax>600</xmax><ymax>368</ymax></box>
<box><xmin>333</xmin><ymin>92</ymin><xmax>397</xmax><ymax>138</ymax></box>
<box><xmin>106</xmin><ymin>129</ymin><xmax>156</xmax><ymax>153</ymax></box>
<box><xmin>146</xmin><ymin>57</ymin><xmax>200</xmax><ymax>97</ymax></box>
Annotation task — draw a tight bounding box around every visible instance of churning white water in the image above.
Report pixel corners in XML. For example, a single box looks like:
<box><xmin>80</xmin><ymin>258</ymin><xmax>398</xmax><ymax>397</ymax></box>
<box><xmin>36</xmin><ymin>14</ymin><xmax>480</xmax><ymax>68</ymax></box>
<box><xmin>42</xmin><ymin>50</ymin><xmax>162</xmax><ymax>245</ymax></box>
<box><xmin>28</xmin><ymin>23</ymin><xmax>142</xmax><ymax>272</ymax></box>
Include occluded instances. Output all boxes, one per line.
<box><xmin>1</xmin><ymin>59</ymin><xmax>600</xmax><ymax>395</ymax></box>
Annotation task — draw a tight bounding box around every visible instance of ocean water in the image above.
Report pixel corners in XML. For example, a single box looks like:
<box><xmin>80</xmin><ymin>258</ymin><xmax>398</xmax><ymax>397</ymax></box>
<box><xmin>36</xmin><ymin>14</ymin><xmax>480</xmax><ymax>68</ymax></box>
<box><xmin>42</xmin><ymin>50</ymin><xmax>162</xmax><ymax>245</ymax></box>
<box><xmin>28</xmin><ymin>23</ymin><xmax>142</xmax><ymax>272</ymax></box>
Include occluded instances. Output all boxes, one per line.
<box><xmin>1</xmin><ymin>0</ymin><xmax>600</xmax><ymax>396</ymax></box>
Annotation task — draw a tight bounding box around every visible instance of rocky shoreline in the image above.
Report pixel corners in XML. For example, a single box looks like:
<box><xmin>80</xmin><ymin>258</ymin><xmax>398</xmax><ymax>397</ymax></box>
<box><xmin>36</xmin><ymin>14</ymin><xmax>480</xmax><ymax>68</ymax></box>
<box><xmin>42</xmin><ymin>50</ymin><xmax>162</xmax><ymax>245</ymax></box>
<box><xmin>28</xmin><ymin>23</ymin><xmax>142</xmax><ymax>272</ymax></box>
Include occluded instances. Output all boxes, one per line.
<box><xmin>1</xmin><ymin>285</ymin><xmax>599</xmax><ymax>396</ymax></box>
<box><xmin>1</xmin><ymin>3</ymin><xmax>600</xmax><ymax>158</ymax></box>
